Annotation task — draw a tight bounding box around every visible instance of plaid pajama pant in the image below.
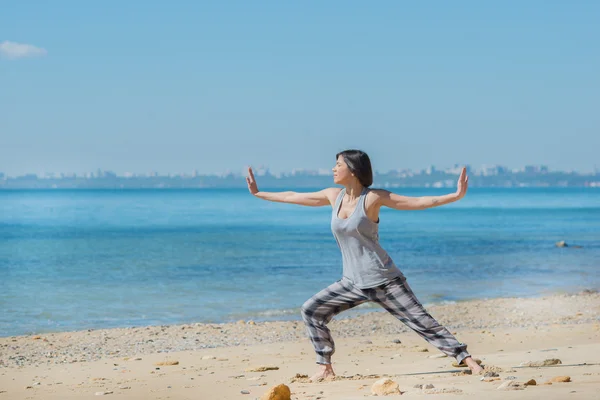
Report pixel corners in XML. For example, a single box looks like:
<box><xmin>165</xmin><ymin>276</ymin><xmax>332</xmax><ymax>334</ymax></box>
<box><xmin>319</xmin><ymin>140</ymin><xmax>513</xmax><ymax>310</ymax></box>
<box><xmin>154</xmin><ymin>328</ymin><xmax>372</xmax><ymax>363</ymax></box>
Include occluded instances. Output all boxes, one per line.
<box><xmin>301</xmin><ymin>277</ymin><xmax>470</xmax><ymax>365</ymax></box>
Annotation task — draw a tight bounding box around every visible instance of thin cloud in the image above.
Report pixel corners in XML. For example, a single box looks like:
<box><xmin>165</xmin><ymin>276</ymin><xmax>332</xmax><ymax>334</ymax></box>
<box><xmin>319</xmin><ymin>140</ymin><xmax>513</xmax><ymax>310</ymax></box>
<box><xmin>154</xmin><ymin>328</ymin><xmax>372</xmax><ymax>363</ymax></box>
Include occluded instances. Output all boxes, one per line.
<box><xmin>0</xmin><ymin>41</ymin><xmax>47</xmax><ymax>60</ymax></box>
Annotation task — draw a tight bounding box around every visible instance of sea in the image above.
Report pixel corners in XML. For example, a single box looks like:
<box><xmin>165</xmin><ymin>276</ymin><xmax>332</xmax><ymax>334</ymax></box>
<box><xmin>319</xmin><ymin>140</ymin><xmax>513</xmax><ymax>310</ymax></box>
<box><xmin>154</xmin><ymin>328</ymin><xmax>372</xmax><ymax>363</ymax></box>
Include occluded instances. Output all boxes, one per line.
<box><xmin>1</xmin><ymin>188</ymin><xmax>598</xmax><ymax>337</ymax></box>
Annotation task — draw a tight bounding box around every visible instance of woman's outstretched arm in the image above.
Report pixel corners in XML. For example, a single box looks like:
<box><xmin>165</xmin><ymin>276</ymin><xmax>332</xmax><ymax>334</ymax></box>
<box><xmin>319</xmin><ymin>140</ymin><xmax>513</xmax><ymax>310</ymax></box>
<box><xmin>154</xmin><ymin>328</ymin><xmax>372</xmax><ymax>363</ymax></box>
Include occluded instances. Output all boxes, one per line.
<box><xmin>246</xmin><ymin>167</ymin><xmax>339</xmax><ymax>207</ymax></box>
<box><xmin>374</xmin><ymin>167</ymin><xmax>469</xmax><ymax>211</ymax></box>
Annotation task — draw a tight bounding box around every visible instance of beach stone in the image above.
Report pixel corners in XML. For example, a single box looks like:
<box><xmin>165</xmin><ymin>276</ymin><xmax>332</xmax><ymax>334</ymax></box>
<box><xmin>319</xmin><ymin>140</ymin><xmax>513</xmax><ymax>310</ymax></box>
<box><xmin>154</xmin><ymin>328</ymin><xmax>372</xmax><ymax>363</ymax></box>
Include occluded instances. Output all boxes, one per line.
<box><xmin>371</xmin><ymin>378</ymin><xmax>401</xmax><ymax>395</ymax></box>
<box><xmin>392</xmin><ymin>339</ymin><xmax>402</xmax><ymax>344</ymax></box>
<box><xmin>95</xmin><ymin>391</ymin><xmax>113</xmax><ymax>396</ymax></box>
<box><xmin>260</xmin><ymin>384</ymin><xmax>291</xmax><ymax>400</ymax></box>
<box><xmin>414</xmin><ymin>384</ymin><xmax>434</xmax><ymax>389</ymax></box>
<box><xmin>497</xmin><ymin>381</ymin><xmax>525</xmax><ymax>390</ymax></box>
<box><xmin>154</xmin><ymin>360</ymin><xmax>179</xmax><ymax>366</ymax></box>
<box><xmin>524</xmin><ymin>379</ymin><xmax>536</xmax><ymax>386</ymax></box>
<box><xmin>241</xmin><ymin>390</ymin><xmax>250</xmax><ymax>394</ymax></box>
<box><xmin>481</xmin><ymin>377</ymin><xmax>501</xmax><ymax>382</ymax></box>
<box><xmin>413</xmin><ymin>346</ymin><xmax>429</xmax><ymax>352</ymax></box>
<box><xmin>519</xmin><ymin>358</ymin><xmax>562</xmax><ymax>367</ymax></box>
<box><xmin>246</xmin><ymin>366</ymin><xmax>279</xmax><ymax>372</ymax></box>
<box><xmin>423</xmin><ymin>388</ymin><xmax>462</xmax><ymax>394</ymax></box>
<box><xmin>548</xmin><ymin>376</ymin><xmax>571</xmax><ymax>383</ymax></box>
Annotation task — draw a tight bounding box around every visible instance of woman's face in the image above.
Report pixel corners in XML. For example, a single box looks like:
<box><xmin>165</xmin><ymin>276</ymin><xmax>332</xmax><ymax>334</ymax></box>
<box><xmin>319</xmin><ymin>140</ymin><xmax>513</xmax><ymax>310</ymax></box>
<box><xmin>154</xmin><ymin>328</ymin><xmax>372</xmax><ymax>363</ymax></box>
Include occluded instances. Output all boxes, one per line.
<box><xmin>332</xmin><ymin>155</ymin><xmax>353</xmax><ymax>185</ymax></box>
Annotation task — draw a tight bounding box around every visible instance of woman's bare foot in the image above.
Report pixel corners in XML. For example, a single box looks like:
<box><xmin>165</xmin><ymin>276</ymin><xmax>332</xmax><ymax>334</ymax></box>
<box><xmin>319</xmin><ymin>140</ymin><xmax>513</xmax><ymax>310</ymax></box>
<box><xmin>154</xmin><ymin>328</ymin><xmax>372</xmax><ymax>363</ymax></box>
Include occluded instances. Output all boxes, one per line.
<box><xmin>463</xmin><ymin>356</ymin><xmax>484</xmax><ymax>375</ymax></box>
<box><xmin>310</xmin><ymin>364</ymin><xmax>336</xmax><ymax>382</ymax></box>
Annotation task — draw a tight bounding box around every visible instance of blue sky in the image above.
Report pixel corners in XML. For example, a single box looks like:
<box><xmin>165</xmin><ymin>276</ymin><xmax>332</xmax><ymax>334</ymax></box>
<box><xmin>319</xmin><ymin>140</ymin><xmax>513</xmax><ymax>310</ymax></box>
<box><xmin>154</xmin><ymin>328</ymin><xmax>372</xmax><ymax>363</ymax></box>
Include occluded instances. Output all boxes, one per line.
<box><xmin>1</xmin><ymin>1</ymin><xmax>598</xmax><ymax>176</ymax></box>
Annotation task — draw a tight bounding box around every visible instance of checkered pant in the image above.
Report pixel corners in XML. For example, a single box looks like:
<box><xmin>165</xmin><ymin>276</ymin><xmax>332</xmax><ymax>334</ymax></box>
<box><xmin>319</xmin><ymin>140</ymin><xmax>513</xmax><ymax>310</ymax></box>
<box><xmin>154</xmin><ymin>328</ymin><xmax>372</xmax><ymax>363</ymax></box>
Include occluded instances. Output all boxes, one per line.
<box><xmin>300</xmin><ymin>277</ymin><xmax>470</xmax><ymax>365</ymax></box>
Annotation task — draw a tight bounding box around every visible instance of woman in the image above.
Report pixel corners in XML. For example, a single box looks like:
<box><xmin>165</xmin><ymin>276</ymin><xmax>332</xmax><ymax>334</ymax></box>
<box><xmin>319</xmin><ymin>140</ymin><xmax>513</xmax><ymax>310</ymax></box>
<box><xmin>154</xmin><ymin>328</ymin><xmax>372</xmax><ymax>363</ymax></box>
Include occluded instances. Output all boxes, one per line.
<box><xmin>246</xmin><ymin>149</ymin><xmax>484</xmax><ymax>381</ymax></box>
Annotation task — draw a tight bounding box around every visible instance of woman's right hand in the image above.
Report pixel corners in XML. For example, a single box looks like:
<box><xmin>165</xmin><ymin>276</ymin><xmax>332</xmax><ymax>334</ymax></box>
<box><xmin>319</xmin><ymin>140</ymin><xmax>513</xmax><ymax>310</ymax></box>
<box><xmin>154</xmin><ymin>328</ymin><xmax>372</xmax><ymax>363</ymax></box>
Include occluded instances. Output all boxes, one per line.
<box><xmin>246</xmin><ymin>167</ymin><xmax>259</xmax><ymax>195</ymax></box>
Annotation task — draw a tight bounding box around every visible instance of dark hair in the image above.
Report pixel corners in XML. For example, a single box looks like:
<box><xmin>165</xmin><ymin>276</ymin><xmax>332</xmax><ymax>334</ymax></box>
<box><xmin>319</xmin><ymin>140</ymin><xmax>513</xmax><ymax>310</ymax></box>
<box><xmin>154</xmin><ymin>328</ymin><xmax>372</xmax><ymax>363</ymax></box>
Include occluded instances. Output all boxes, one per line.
<box><xmin>336</xmin><ymin>149</ymin><xmax>373</xmax><ymax>187</ymax></box>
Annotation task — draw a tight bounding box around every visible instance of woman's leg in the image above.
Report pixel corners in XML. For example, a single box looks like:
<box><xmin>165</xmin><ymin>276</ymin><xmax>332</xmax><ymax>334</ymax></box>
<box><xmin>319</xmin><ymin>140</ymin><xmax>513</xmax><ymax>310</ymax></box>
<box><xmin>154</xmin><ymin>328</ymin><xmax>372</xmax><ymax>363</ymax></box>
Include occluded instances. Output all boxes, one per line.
<box><xmin>301</xmin><ymin>279</ymin><xmax>368</xmax><ymax>377</ymax></box>
<box><xmin>372</xmin><ymin>278</ymin><xmax>482</xmax><ymax>373</ymax></box>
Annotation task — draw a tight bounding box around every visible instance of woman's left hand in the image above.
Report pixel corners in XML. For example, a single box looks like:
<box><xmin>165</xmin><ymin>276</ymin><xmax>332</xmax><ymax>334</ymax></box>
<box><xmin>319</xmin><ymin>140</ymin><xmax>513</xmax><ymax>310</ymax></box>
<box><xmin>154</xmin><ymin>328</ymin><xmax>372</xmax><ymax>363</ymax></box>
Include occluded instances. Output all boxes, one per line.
<box><xmin>456</xmin><ymin>167</ymin><xmax>469</xmax><ymax>199</ymax></box>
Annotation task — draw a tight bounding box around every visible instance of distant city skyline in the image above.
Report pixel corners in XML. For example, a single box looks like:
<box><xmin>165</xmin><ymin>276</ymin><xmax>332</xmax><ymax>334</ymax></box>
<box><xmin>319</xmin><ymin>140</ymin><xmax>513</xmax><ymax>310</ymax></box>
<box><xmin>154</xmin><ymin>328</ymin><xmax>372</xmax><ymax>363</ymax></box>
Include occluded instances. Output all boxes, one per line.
<box><xmin>1</xmin><ymin>160</ymin><xmax>599</xmax><ymax>178</ymax></box>
<box><xmin>1</xmin><ymin>162</ymin><xmax>596</xmax><ymax>180</ymax></box>
<box><xmin>2</xmin><ymin>2</ymin><xmax>599</xmax><ymax>176</ymax></box>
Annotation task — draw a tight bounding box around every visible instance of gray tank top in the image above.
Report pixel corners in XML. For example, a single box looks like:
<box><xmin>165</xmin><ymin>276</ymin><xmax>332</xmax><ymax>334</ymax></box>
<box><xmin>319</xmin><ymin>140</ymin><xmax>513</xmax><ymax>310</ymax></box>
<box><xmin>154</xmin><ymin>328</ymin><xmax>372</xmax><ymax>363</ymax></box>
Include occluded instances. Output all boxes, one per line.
<box><xmin>331</xmin><ymin>188</ymin><xmax>404</xmax><ymax>289</ymax></box>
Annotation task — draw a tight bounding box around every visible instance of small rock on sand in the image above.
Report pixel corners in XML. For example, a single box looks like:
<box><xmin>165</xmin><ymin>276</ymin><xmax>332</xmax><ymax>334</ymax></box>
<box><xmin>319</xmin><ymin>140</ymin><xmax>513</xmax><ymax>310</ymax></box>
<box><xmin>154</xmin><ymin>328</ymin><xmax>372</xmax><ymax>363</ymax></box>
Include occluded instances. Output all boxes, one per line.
<box><xmin>547</xmin><ymin>376</ymin><xmax>571</xmax><ymax>383</ymax></box>
<box><xmin>413</xmin><ymin>346</ymin><xmax>429</xmax><ymax>352</ymax></box>
<box><xmin>524</xmin><ymin>379</ymin><xmax>536</xmax><ymax>386</ymax></box>
<box><xmin>154</xmin><ymin>360</ymin><xmax>179</xmax><ymax>366</ymax></box>
<box><xmin>423</xmin><ymin>388</ymin><xmax>462</xmax><ymax>394</ymax></box>
<box><xmin>519</xmin><ymin>358</ymin><xmax>562</xmax><ymax>367</ymax></box>
<box><xmin>246</xmin><ymin>366</ymin><xmax>279</xmax><ymax>372</ymax></box>
<box><xmin>201</xmin><ymin>355</ymin><xmax>216</xmax><ymax>360</ymax></box>
<box><xmin>497</xmin><ymin>381</ymin><xmax>525</xmax><ymax>391</ymax></box>
<box><xmin>371</xmin><ymin>378</ymin><xmax>401</xmax><ymax>395</ymax></box>
<box><xmin>95</xmin><ymin>391</ymin><xmax>113</xmax><ymax>396</ymax></box>
<box><xmin>414</xmin><ymin>383</ymin><xmax>435</xmax><ymax>389</ymax></box>
<box><xmin>289</xmin><ymin>374</ymin><xmax>310</xmax><ymax>383</ymax></box>
<box><xmin>260</xmin><ymin>384</ymin><xmax>291</xmax><ymax>400</ymax></box>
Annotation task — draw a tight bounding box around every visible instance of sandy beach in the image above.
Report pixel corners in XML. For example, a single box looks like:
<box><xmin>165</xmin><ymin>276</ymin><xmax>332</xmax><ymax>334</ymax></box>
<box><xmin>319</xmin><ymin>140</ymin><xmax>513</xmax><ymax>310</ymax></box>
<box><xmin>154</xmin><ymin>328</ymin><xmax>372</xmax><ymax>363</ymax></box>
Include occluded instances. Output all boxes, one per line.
<box><xmin>1</xmin><ymin>291</ymin><xmax>599</xmax><ymax>399</ymax></box>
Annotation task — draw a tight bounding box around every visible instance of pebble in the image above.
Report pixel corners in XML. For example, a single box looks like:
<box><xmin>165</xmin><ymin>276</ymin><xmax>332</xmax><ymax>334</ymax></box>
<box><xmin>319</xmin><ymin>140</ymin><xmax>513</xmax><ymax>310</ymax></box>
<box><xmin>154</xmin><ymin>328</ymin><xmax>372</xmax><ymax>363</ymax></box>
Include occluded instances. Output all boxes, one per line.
<box><xmin>95</xmin><ymin>391</ymin><xmax>113</xmax><ymax>396</ymax></box>
<box><xmin>246</xmin><ymin>366</ymin><xmax>279</xmax><ymax>372</ymax></box>
<box><xmin>423</xmin><ymin>388</ymin><xmax>463</xmax><ymax>394</ymax></box>
<box><xmin>414</xmin><ymin>383</ymin><xmax>435</xmax><ymax>389</ymax></box>
<box><xmin>519</xmin><ymin>358</ymin><xmax>562</xmax><ymax>367</ymax></box>
<box><xmin>371</xmin><ymin>378</ymin><xmax>400</xmax><ymax>396</ymax></box>
<box><xmin>240</xmin><ymin>390</ymin><xmax>250</xmax><ymax>394</ymax></box>
<box><xmin>547</xmin><ymin>376</ymin><xmax>571</xmax><ymax>383</ymax></box>
<box><xmin>154</xmin><ymin>360</ymin><xmax>179</xmax><ymax>366</ymax></box>
<box><xmin>497</xmin><ymin>381</ymin><xmax>525</xmax><ymax>390</ymax></box>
